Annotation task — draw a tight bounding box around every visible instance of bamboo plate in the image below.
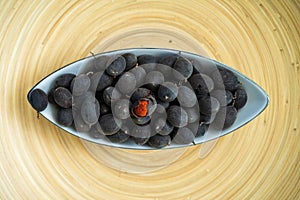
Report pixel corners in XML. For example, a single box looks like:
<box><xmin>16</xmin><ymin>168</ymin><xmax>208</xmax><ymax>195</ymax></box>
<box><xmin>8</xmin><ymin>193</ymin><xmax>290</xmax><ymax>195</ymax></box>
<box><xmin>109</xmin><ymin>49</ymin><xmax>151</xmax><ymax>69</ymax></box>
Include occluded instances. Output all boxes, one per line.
<box><xmin>0</xmin><ymin>1</ymin><xmax>299</xmax><ymax>199</ymax></box>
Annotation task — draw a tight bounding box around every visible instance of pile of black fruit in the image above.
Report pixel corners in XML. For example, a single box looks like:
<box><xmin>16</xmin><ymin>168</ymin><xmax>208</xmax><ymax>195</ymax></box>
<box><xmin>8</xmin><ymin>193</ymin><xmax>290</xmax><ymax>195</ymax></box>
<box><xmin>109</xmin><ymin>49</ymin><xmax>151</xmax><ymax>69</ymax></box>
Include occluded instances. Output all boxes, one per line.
<box><xmin>28</xmin><ymin>52</ymin><xmax>247</xmax><ymax>148</ymax></box>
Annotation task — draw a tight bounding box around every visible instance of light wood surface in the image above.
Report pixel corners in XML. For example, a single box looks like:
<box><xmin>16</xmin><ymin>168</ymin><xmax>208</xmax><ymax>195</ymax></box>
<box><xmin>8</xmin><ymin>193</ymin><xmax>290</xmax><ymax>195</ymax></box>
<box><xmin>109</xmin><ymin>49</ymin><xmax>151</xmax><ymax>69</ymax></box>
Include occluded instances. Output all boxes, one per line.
<box><xmin>0</xmin><ymin>1</ymin><xmax>299</xmax><ymax>199</ymax></box>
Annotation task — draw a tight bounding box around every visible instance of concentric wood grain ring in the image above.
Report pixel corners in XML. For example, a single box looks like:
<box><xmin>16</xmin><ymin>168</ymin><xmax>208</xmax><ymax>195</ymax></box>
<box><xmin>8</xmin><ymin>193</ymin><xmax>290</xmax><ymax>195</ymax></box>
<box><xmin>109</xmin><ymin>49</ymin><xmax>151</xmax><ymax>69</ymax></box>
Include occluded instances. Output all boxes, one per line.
<box><xmin>1</xmin><ymin>1</ymin><xmax>299</xmax><ymax>199</ymax></box>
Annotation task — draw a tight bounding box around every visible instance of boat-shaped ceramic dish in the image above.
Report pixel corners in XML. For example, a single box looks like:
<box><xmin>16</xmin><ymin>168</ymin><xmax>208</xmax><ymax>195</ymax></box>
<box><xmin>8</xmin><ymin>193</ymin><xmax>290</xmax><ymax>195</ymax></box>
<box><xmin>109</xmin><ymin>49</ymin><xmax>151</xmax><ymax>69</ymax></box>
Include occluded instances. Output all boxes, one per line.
<box><xmin>27</xmin><ymin>48</ymin><xmax>269</xmax><ymax>150</ymax></box>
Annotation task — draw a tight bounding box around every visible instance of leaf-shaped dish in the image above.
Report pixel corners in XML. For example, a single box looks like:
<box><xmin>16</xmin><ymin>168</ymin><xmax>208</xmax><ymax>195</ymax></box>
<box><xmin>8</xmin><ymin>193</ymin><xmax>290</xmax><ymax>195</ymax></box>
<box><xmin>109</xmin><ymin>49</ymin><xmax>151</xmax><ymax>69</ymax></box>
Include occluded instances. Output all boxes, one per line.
<box><xmin>27</xmin><ymin>48</ymin><xmax>269</xmax><ymax>150</ymax></box>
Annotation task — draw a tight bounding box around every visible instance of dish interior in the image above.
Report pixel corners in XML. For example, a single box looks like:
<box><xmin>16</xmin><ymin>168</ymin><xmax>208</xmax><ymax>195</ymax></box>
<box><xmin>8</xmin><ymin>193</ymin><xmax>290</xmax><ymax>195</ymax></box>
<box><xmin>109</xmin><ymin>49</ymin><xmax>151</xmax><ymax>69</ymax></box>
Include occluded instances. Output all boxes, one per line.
<box><xmin>27</xmin><ymin>48</ymin><xmax>269</xmax><ymax>150</ymax></box>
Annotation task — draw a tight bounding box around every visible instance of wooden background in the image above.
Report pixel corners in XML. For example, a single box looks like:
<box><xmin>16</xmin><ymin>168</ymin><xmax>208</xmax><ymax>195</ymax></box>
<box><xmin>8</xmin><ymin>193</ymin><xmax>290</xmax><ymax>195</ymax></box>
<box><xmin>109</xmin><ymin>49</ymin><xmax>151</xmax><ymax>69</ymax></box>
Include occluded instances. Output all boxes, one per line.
<box><xmin>0</xmin><ymin>1</ymin><xmax>299</xmax><ymax>199</ymax></box>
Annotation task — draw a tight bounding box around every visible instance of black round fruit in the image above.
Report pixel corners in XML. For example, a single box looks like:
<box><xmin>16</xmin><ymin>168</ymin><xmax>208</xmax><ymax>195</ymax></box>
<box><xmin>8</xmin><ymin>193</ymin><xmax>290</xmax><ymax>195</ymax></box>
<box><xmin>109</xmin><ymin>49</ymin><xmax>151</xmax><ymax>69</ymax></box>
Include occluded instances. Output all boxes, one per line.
<box><xmin>71</xmin><ymin>74</ymin><xmax>91</xmax><ymax>96</ymax></box>
<box><xmin>106</xmin><ymin>129</ymin><xmax>130</xmax><ymax>143</ymax></box>
<box><xmin>177</xmin><ymin>85</ymin><xmax>197</xmax><ymax>108</ymax></box>
<box><xmin>223</xmin><ymin>106</ymin><xmax>238</xmax><ymax>128</ymax></box>
<box><xmin>137</xmin><ymin>54</ymin><xmax>157</xmax><ymax>72</ymax></box>
<box><xmin>80</xmin><ymin>97</ymin><xmax>100</xmax><ymax>126</ymax></box>
<box><xmin>132</xmin><ymin>136</ymin><xmax>150</xmax><ymax>145</ymax></box>
<box><xmin>158</xmin><ymin>82</ymin><xmax>178</xmax><ymax>103</ymax></box>
<box><xmin>53</xmin><ymin>87</ymin><xmax>72</xmax><ymax>108</ymax></box>
<box><xmin>211</xmin><ymin>67</ymin><xmax>240</xmax><ymax>91</ymax></box>
<box><xmin>113</xmin><ymin>99</ymin><xmax>130</xmax><ymax>120</ymax></box>
<box><xmin>167</xmin><ymin>105</ymin><xmax>188</xmax><ymax>128</ymax></box>
<box><xmin>105</xmin><ymin>56</ymin><xmax>126</xmax><ymax>76</ymax></box>
<box><xmin>116</xmin><ymin>72</ymin><xmax>137</xmax><ymax>95</ymax></box>
<box><xmin>146</xmin><ymin>71</ymin><xmax>165</xmax><ymax>83</ymax></box>
<box><xmin>122</xmin><ymin>53</ymin><xmax>137</xmax><ymax>70</ymax></box>
<box><xmin>173</xmin><ymin>57</ymin><xmax>193</xmax><ymax>80</ymax></box>
<box><xmin>102</xmin><ymin>86</ymin><xmax>121</xmax><ymax>106</ymax></box>
<box><xmin>214</xmin><ymin>106</ymin><xmax>238</xmax><ymax>129</ymax></box>
<box><xmin>158</xmin><ymin>54</ymin><xmax>178</xmax><ymax>67</ymax></box>
<box><xmin>99</xmin><ymin>114</ymin><xmax>122</xmax><ymax>135</ymax></box>
<box><xmin>57</xmin><ymin>108</ymin><xmax>73</xmax><ymax>126</ymax></box>
<box><xmin>54</xmin><ymin>74</ymin><xmax>76</xmax><ymax>89</ymax></box>
<box><xmin>156</xmin><ymin>120</ymin><xmax>174</xmax><ymax>136</ymax></box>
<box><xmin>29</xmin><ymin>89</ymin><xmax>48</xmax><ymax>112</ymax></box>
<box><xmin>95</xmin><ymin>71</ymin><xmax>114</xmax><ymax>92</ymax></box>
<box><xmin>188</xmin><ymin>74</ymin><xmax>210</xmax><ymax>97</ymax></box>
<box><xmin>172</xmin><ymin>127</ymin><xmax>195</xmax><ymax>144</ymax></box>
<box><xmin>130</xmin><ymin>66</ymin><xmax>146</xmax><ymax>86</ymax></box>
<box><xmin>148</xmin><ymin>134</ymin><xmax>171</xmax><ymax>148</ymax></box>
<box><xmin>131</xmin><ymin>125</ymin><xmax>151</xmax><ymax>139</ymax></box>
<box><xmin>234</xmin><ymin>88</ymin><xmax>247</xmax><ymax>109</ymax></box>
